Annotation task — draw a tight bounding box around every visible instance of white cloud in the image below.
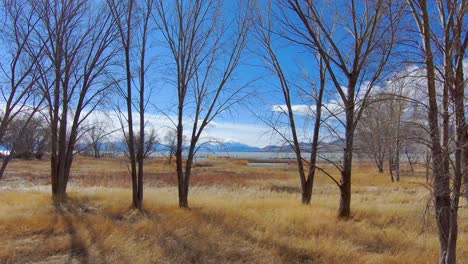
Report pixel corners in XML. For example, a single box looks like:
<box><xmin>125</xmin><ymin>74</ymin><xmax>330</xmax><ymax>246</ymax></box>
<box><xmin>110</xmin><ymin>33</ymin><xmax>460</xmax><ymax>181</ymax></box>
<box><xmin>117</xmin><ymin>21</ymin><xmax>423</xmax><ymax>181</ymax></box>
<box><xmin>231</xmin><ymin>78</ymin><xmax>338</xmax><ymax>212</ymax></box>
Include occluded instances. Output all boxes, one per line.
<box><xmin>82</xmin><ymin>110</ymin><xmax>274</xmax><ymax>147</ymax></box>
<box><xmin>271</xmin><ymin>104</ymin><xmax>314</xmax><ymax>115</ymax></box>
<box><xmin>272</xmin><ymin>100</ymin><xmax>345</xmax><ymax>119</ymax></box>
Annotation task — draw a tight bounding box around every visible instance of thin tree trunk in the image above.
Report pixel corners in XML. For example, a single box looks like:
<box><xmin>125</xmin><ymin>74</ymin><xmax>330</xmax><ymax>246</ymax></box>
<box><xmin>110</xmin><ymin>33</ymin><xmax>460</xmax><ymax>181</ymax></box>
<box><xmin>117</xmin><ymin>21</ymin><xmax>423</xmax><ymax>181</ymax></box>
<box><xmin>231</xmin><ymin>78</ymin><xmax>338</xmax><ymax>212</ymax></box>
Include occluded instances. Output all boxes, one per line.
<box><xmin>395</xmin><ymin>148</ymin><xmax>400</xmax><ymax>182</ymax></box>
<box><xmin>176</xmin><ymin>104</ymin><xmax>187</xmax><ymax>208</ymax></box>
<box><xmin>168</xmin><ymin>151</ymin><xmax>173</xmax><ymax>164</ymax></box>
<box><xmin>302</xmin><ymin>61</ymin><xmax>326</xmax><ymax>204</ymax></box>
<box><xmin>389</xmin><ymin>156</ymin><xmax>395</xmax><ymax>183</ymax></box>
<box><xmin>405</xmin><ymin>149</ymin><xmax>415</xmax><ymax>175</ymax></box>
<box><xmin>395</xmin><ymin>99</ymin><xmax>402</xmax><ymax>182</ymax></box>
<box><xmin>442</xmin><ymin>79</ymin><xmax>450</xmax><ymax>178</ymax></box>
<box><xmin>421</xmin><ymin>13</ymin><xmax>450</xmax><ymax>264</ymax></box>
<box><xmin>425</xmin><ymin>152</ymin><xmax>431</xmax><ymax>183</ymax></box>
<box><xmin>445</xmin><ymin>24</ymin><xmax>466</xmax><ymax>261</ymax></box>
<box><xmin>376</xmin><ymin>157</ymin><xmax>384</xmax><ymax>173</ymax></box>
<box><xmin>135</xmin><ymin>2</ymin><xmax>150</xmax><ymax>211</ymax></box>
<box><xmin>445</xmin><ymin>91</ymin><xmax>463</xmax><ymax>263</ymax></box>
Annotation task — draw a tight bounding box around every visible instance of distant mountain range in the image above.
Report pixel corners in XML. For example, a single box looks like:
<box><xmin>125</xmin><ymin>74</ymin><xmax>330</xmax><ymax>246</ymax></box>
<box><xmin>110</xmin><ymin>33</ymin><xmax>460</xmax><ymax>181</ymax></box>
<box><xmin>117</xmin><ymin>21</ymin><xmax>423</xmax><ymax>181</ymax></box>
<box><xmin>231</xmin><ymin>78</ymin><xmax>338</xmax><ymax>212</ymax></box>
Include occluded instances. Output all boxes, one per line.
<box><xmin>259</xmin><ymin>140</ymin><xmax>344</xmax><ymax>153</ymax></box>
<box><xmin>91</xmin><ymin>139</ymin><xmax>344</xmax><ymax>153</ymax></box>
<box><xmin>199</xmin><ymin>141</ymin><xmax>261</xmax><ymax>152</ymax></box>
<box><xmin>199</xmin><ymin>139</ymin><xmax>345</xmax><ymax>153</ymax></box>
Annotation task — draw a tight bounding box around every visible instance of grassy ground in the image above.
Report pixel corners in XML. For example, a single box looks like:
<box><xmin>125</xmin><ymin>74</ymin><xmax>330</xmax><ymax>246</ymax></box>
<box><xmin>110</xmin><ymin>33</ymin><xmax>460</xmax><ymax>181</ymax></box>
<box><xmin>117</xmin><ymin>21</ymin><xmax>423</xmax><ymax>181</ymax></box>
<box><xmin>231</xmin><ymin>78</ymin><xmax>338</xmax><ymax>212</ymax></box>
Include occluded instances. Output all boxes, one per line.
<box><xmin>0</xmin><ymin>157</ymin><xmax>467</xmax><ymax>263</ymax></box>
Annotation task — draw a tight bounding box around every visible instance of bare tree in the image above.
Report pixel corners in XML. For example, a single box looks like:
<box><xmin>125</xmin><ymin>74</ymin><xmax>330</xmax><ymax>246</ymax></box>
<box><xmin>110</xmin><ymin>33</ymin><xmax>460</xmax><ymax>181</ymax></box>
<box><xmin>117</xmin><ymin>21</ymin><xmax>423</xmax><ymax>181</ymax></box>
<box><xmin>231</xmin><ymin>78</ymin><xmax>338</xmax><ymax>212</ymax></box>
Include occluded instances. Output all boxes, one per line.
<box><xmin>283</xmin><ymin>0</ymin><xmax>403</xmax><ymax>218</ymax></box>
<box><xmin>162</xmin><ymin>129</ymin><xmax>177</xmax><ymax>164</ymax></box>
<box><xmin>133</xmin><ymin>128</ymin><xmax>159</xmax><ymax>160</ymax></box>
<box><xmin>3</xmin><ymin>115</ymin><xmax>49</xmax><ymax>159</ymax></box>
<box><xmin>31</xmin><ymin>0</ymin><xmax>118</xmax><ymax>198</ymax></box>
<box><xmin>154</xmin><ymin>0</ymin><xmax>252</xmax><ymax>208</ymax></box>
<box><xmin>0</xmin><ymin>114</ymin><xmax>48</xmax><ymax>178</ymax></box>
<box><xmin>407</xmin><ymin>0</ymin><xmax>468</xmax><ymax>262</ymax></box>
<box><xmin>108</xmin><ymin>0</ymin><xmax>154</xmax><ymax>210</ymax></box>
<box><xmin>81</xmin><ymin>119</ymin><xmax>116</xmax><ymax>158</ymax></box>
<box><xmin>357</xmin><ymin>76</ymin><xmax>418</xmax><ymax>182</ymax></box>
<box><xmin>0</xmin><ymin>0</ymin><xmax>45</xmax><ymax>179</ymax></box>
<box><xmin>253</xmin><ymin>1</ymin><xmax>329</xmax><ymax>204</ymax></box>
<box><xmin>356</xmin><ymin>96</ymin><xmax>390</xmax><ymax>174</ymax></box>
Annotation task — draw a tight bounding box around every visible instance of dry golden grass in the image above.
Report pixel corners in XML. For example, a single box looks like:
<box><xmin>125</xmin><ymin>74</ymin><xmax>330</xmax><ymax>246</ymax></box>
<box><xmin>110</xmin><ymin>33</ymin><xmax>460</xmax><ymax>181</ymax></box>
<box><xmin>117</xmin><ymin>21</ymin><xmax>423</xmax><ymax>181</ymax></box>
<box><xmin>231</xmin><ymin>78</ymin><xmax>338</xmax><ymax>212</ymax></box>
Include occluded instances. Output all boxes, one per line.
<box><xmin>0</xmin><ymin>157</ymin><xmax>467</xmax><ymax>263</ymax></box>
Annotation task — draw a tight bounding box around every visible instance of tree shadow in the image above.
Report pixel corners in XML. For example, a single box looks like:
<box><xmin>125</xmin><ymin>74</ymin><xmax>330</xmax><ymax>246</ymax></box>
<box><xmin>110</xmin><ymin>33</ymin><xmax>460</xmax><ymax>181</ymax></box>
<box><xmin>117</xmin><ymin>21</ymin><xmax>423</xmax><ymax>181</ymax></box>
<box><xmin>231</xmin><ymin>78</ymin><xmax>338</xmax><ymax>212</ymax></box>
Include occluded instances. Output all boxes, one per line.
<box><xmin>205</xmin><ymin>210</ymin><xmax>324</xmax><ymax>263</ymax></box>
<box><xmin>52</xmin><ymin>196</ymin><xmax>112</xmax><ymax>264</ymax></box>
<box><xmin>154</xmin><ymin>206</ymin><xmax>325</xmax><ymax>264</ymax></box>
<box><xmin>51</xmin><ymin>195</ymin><xmax>163</xmax><ymax>264</ymax></box>
<box><xmin>53</xmin><ymin>196</ymin><xmax>91</xmax><ymax>264</ymax></box>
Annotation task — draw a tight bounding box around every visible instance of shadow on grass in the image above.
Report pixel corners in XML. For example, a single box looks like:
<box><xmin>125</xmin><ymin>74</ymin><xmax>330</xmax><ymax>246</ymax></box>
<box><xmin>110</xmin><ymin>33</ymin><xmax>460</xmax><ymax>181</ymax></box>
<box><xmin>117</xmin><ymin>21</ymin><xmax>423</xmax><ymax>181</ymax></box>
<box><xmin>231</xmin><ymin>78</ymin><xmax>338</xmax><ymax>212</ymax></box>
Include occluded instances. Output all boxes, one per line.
<box><xmin>48</xmin><ymin>195</ymin><xmax>325</xmax><ymax>264</ymax></box>
<box><xmin>190</xmin><ymin>209</ymin><xmax>326</xmax><ymax>264</ymax></box>
<box><xmin>53</xmin><ymin>196</ymin><xmax>91</xmax><ymax>264</ymax></box>
<box><xmin>50</xmin><ymin>195</ymin><xmax>162</xmax><ymax>264</ymax></box>
<box><xmin>145</xmin><ymin>204</ymin><xmax>324</xmax><ymax>264</ymax></box>
<box><xmin>52</xmin><ymin>196</ymin><xmax>110</xmax><ymax>264</ymax></box>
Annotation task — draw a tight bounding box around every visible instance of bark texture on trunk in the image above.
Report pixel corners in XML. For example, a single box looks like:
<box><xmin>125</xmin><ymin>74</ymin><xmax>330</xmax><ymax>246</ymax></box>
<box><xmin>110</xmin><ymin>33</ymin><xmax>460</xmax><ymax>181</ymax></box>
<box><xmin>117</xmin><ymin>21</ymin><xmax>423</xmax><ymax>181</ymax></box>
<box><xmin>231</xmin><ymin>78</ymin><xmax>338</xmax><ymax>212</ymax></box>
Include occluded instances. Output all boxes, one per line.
<box><xmin>175</xmin><ymin>108</ymin><xmax>189</xmax><ymax>208</ymax></box>
<box><xmin>338</xmin><ymin>145</ymin><xmax>353</xmax><ymax>218</ymax></box>
<box><xmin>338</xmin><ymin>83</ymin><xmax>355</xmax><ymax>219</ymax></box>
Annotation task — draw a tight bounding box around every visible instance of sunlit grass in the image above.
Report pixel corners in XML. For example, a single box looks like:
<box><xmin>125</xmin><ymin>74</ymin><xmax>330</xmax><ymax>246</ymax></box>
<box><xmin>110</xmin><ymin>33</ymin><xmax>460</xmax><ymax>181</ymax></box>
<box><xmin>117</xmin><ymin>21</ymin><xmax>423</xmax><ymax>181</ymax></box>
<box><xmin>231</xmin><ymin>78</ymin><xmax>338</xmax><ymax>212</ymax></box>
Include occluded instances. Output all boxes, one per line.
<box><xmin>0</xmin><ymin>157</ymin><xmax>466</xmax><ymax>263</ymax></box>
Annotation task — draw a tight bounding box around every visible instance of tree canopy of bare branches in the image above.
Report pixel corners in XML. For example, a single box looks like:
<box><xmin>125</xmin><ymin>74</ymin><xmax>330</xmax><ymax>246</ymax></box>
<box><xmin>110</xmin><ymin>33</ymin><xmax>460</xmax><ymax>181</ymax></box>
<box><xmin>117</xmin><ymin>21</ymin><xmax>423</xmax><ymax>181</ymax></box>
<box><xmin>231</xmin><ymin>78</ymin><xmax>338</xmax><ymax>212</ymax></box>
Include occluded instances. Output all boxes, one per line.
<box><xmin>31</xmin><ymin>0</ymin><xmax>118</xmax><ymax>197</ymax></box>
<box><xmin>107</xmin><ymin>0</ymin><xmax>154</xmax><ymax>210</ymax></box>
<box><xmin>0</xmin><ymin>0</ymin><xmax>45</xmax><ymax>179</ymax></box>
<box><xmin>154</xmin><ymin>0</ymin><xmax>252</xmax><ymax>208</ymax></box>
<box><xmin>282</xmin><ymin>0</ymin><xmax>404</xmax><ymax>218</ymax></box>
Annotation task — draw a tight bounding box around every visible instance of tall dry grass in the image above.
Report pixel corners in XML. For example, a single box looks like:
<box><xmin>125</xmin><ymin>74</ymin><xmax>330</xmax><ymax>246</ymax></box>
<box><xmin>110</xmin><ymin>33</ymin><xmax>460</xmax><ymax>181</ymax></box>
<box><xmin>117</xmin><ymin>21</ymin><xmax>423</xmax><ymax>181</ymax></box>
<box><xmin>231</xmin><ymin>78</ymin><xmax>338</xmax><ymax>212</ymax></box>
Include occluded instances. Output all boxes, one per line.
<box><xmin>0</xmin><ymin>157</ymin><xmax>466</xmax><ymax>263</ymax></box>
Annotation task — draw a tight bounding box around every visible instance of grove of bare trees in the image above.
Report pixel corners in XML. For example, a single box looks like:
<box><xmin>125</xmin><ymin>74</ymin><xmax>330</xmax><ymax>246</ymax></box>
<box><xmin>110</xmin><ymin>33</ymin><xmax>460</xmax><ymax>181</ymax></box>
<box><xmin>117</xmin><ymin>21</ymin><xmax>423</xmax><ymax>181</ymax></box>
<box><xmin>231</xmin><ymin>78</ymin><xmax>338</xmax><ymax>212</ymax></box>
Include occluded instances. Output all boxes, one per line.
<box><xmin>0</xmin><ymin>0</ymin><xmax>467</xmax><ymax>262</ymax></box>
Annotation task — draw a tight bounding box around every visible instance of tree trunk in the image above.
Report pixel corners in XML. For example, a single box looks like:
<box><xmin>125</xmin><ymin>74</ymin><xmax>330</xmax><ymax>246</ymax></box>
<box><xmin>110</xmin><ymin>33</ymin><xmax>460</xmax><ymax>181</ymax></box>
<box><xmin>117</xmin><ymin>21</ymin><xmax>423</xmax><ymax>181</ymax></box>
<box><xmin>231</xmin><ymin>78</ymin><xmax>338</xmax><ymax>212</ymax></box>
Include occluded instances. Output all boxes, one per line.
<box><xmin>444</xmin><ymin>38</ymin><xmax>466</xmax><ymax>262</ymax></box>
<box><xmin>446</xmin><ymin>123</ymin><xmax>462</xmax><ymax>264</ymax></box>
<box><xmin>417</xmin><ymin>3</ymin><xmax>452</xmax><ymax>261</ymax></box>
<box><xmin>338</xmin><ymin>81</ymin><xmax>355</xmax><ymax>219</ymax></box>
<box><xmin>389</xmin><ymin>156</ymin><xmax>395</xmax><ymax>183</ymax></box>
<box><xmin>338</xmin><ymin>180</ymin><xmax>351</xmax><ymax>219</ymax></box>
<box><xmin>464</xmin><ymin>142</ymin><xmax>468</xmax><ymax>201</ymax></box>
<box><xmin>94</xmin><ymin>143</ymin><xmax>100</xmax><ymax>158</ymax></box>
<box><xmin>377</xmin><ymin>161</ymin><xmax>383</xmax><ymax>173</ymax></box>
<box><xmin>0</xmin><ymin>155</ymin><xmax>11</xmax><ymax>179</ymax></box>
<box><xmin>425</xmin><ymin>152</ymin><xmax>431</xmax><ymax>183</ymax></box>
<box><xmin>445</xmin><ymin>205</ymin><xmax>458</xmax><ymax>264</ymax></box>
<box><xmin>52</xmin><ymin>164</ymin><xmax>68</xmax><ymax>197</ymax></box>
<box><xmin>442</xmin><ymin>68</ymin><xmax>450</xmax><ymax>181</ymax></box>
<box><xmin>178</xmin><ymin>186</ymin><xmax>188</xmax><ymax>208</ymax></box>
<box><xmin>405</xmin><ymin>149</ymin><xmax>415</xmax><ymax>175</ymax></box>
<box><xmin>302</xmin><ymin>60</ymin><xmax>325</xmax><ymax>205</ymax></box>
<box><xmin>168</xmin><ymin>151</ymin><xmax>173</xmax><ymax>164</ymax></box>
<box><xmin>375</xmin><ymin>156</ymin><xmax>384</xmax><ymax>173</ymax></box>
<box><xmin>301</xmin><ymin>178</ymin><xmax>313</xmax><ymax>204</ymax></box>
<box><xmin>176</xmin><ymin>160</ymin><xmax>187</xmax><ymax>209</ymax></box>
<box><xmin>395</xmin><ymin>149</ymin><xmax>400</xmax><ymax>182</ymax></box>
<box><xmin>338</xmin><ymin>144</ymin><xmax>353</xmax><ymax>218</ymax></box>
<box><xmin>175</xmin><ymin>107</ymin><xmax>188</xmax><ymax>208</ymax></box>
<box><xmin>136</xmin><ymin>161</ymin><xmax>143</xmax><ymax>211</ymax></box>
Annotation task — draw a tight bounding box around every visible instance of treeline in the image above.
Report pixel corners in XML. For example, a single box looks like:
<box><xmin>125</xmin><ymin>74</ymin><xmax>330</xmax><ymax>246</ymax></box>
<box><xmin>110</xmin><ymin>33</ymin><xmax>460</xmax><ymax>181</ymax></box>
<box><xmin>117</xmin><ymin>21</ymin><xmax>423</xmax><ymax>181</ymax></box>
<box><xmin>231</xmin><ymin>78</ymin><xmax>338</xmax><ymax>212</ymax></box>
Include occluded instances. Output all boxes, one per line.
<box><xmin>0</xmin><ymin>0</ymin><xmax>466</xmax><ymax>263</ymax></box>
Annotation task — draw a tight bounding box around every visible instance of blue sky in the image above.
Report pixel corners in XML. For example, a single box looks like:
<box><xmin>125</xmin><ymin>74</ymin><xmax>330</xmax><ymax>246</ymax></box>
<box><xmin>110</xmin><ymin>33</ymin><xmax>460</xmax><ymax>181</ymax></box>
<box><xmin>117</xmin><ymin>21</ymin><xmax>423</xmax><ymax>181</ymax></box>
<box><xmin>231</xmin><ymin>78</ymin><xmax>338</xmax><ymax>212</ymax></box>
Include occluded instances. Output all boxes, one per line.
<box><xmin>0</xmin><ymin>0</ymin><xmax>425</xmax><ymax>148</ymax></box>
<box><xmin>126</xmin><ymin>0</ymin><xmax>348</xmax><ymax>148</ymax></box>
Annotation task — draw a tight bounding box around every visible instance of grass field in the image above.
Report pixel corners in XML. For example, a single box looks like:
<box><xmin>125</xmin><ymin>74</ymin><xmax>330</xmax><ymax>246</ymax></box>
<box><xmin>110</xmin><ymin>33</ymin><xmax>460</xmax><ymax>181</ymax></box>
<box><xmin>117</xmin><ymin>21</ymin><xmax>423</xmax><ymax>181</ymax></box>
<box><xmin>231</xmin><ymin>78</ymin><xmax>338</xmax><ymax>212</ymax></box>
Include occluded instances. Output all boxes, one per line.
<box><xmin>0</xmin><ymin>157</ymin><xmax>467</xmax><ymax>263</ymax></box>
